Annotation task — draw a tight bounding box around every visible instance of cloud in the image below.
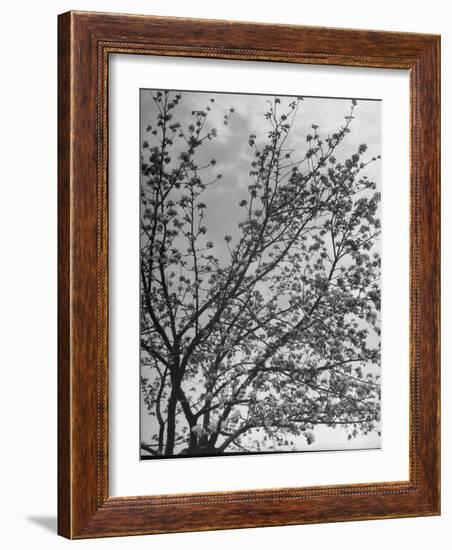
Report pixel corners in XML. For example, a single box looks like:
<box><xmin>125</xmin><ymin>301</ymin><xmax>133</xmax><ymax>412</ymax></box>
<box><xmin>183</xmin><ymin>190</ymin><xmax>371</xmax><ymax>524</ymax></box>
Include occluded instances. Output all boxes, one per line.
<box><xmin>140</xmin><ymin>89</ymin><xmax>381</xmax><ymax>264</ymax></box>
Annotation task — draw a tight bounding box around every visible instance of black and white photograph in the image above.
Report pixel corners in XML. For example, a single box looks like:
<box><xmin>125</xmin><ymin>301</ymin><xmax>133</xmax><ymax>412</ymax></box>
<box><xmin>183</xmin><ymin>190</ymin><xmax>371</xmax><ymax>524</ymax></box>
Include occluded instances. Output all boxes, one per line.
<box><xmin>139</xmin><ymin>89</ymin><xmax>382</xmax><ymax>459</ymax></box>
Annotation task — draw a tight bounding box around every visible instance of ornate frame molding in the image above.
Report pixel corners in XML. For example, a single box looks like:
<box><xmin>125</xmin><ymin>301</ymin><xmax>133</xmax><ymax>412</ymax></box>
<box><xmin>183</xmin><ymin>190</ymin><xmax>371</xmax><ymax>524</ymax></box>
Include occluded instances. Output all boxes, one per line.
<box><xmin>58</xmin><ymin>11</ymin><xmax>440</xmax><ymax>538</ymax></box>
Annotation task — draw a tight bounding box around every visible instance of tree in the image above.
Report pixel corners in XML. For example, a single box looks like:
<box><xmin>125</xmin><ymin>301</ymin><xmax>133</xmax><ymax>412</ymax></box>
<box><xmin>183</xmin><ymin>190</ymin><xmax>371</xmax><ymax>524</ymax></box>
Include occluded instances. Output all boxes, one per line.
<box><xmin>140</xmin><ymin>90</ymin><xmax>381</xmax><ymax>457</ymax></box>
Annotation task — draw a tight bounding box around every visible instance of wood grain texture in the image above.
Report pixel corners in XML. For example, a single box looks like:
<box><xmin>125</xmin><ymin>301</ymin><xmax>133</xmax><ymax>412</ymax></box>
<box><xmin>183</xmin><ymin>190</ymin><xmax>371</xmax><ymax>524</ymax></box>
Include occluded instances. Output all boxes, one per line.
<box><xmin>57</xmin><ymin>10</ymin><xmax>72</xmax><ymax>538</ymax></box>
<box><xmin>57</xmin><ymin>10</ymin><xmax>440</xmax><ymax>539</ymax></box>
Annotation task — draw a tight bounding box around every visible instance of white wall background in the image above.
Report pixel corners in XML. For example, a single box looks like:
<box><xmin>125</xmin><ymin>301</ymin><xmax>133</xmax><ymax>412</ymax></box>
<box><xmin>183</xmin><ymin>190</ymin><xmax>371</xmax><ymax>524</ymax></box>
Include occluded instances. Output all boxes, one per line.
<box><xmin>0</xmin><ymin>1</ymin><xmax>449</xmax><ymax>548</ymax></box>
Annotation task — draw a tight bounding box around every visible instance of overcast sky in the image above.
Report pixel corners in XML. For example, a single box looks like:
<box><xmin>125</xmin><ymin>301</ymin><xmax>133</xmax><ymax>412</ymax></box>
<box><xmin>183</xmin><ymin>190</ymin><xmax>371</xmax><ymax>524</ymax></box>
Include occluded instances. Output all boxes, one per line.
<box><xmin>140</xmin><ymin>89</ymin><xmax>381</xmax><ymax>267</ymax></box>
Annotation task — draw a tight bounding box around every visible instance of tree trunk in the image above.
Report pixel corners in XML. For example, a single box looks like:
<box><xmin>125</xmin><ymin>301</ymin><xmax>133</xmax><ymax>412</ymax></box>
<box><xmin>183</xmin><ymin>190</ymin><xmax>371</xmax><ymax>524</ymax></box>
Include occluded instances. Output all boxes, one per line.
<box><xmin>165</xmin><ymin>355</ymin><xmax>180</xmax><ymax>455</ymax></box>
<box><xmin>164</xmin><ymin>380</ymin><xmax>179</xmax><ymax>455</ymax></box>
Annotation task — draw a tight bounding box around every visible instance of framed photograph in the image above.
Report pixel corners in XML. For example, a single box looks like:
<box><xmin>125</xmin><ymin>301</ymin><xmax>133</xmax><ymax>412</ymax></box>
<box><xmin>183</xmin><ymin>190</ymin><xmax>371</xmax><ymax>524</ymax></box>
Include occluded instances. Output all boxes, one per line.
<box><xmin>58</xmin><ymin>11</ymin><xmax>440</xmax><ymax>538</ymax></box>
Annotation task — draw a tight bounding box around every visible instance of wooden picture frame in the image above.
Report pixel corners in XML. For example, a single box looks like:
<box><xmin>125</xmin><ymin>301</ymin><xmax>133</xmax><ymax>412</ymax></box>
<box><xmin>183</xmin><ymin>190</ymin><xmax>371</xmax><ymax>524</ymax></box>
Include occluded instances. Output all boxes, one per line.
<box><xmin>58</xmin><ymin>10</ymin><xmax>440</xmax><ymax>539</ymax></box>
